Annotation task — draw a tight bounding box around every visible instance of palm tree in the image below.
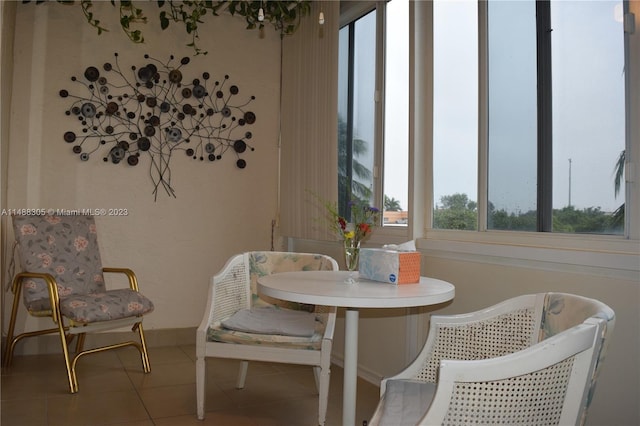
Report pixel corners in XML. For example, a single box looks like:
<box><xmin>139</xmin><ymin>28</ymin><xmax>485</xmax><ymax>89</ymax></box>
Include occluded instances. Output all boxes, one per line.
<box><xmin>384</xmin><ymin>195</ymin><xmax>402</xmax><ymax>211</ymax></box>
<box><xmin>612</xmin><ymin>150</ymin><xmax>625</xmax><ymax>228</ymax></box>
<box><xmin>338</xmin><ymin>115</ymin><xmax>373</xmax><ymax>217</ymax></box>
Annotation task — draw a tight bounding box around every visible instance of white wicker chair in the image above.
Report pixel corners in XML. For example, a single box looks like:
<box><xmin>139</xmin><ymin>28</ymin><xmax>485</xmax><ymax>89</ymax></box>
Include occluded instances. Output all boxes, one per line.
<box><xmin>196</xmin><ymin>251</ymin><xmax>339</xmax><ymax>425</ymax></box>
<box><xmin>368</xmin><ymin>293</ymin><xmax>615</xmax><ymax>426</ymax></box>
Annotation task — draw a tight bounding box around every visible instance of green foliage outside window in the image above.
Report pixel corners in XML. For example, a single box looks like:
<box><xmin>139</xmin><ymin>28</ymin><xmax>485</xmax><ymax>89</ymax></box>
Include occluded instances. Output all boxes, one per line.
<box><xmin>434</xmin><ymin>193</ymin><xmax>623</xmax><ymax>234</ymax></box>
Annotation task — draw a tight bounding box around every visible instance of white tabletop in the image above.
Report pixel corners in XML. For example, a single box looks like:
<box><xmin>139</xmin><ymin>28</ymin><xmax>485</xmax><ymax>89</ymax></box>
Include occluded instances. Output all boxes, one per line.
<box><xmin>257</xmin><ymin>270</ymin><xmax>455</xmax><ymax>308</ymax></box>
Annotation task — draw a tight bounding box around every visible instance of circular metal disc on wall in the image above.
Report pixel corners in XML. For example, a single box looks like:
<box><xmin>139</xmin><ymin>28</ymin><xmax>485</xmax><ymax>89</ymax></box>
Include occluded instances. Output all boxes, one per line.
<box><xmin>81</xmin><ymin>103</ymin><xmax>97</xmax><ymax>118</ymax></box>
<box><xmin>234</xmin><ymin>140</ymin><xmax>247</xmax><ymax>153</ymax></box>
<box><xmin>169</xmin><ymin>69</ymin><xmax>183</xmax><ymax>83</ymax></box>
<box><xmin>167</xmin><ymin>128</ymin><xmax>182</xmax><ymax>142</ymax></box>
<box><xmin>84</xmin><ymin>66</ymin><xmax>100</xmax><ymax>82</ymax></box>
<box><xmin>244</xmin><ymin>111</ymin><xmax>256</xmax><ymax>124</ymax></box>
<box><xmin>193</xmin><ymin>85</ymin><xmax>206</xmax><ymax>98</ymax></box>
<box><xmin>64</xmin><ymin>131</ymin><xmax>76</xmax><ymax>143</ymax></box>
<box><xmin>106</xmin><ymin>102</ymin><xmax>118</xmax><ymax>114</ymax></box>
<box><xmin>137</xmin><ymin>137</ymin><xmax>151</xmax><ymax>151</ymax></box>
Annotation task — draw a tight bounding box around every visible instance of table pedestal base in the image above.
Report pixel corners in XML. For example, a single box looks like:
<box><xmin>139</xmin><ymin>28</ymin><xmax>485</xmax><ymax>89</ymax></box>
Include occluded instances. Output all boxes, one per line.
<box><xmin>343</xmin><ymin>307</ymin><xmax>359</xmax><ymax>426</ymax></box>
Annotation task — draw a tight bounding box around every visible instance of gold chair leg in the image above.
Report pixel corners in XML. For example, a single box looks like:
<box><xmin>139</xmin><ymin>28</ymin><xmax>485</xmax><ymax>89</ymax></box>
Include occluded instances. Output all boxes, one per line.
<box><xmin>135</xmin><ymin>322</ymin><xmax>151</xmax><ymax>373</ymax></box>
<box><xmin>75</xmin><ymin>333</ymin><xmax>86</xmax><ymax>353</ymax></box>
<box><xmin>3</xmin><ymin>287</ymin><xmax>22</xmax><ymax>368</ymax></box>
<box><xmin>57</xmin><ymin>322</ymin><xmax>78</xmax><ymax>393</ymax></box>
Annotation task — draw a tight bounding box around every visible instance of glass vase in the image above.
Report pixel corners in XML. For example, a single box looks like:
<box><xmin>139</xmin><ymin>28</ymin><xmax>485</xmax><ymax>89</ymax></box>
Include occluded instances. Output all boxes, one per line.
<box><xmin>343</xmin><ymin>239</ymin><xmax>360</xmax><ymax>284</ymax></box>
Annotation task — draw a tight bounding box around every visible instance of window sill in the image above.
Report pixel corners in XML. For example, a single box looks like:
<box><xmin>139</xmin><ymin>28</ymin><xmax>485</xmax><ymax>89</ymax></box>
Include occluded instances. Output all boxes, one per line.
<box><xmin>419</xmin><ymin>229</ymin><xmax>640</xmax><ymax>280</ymax></box>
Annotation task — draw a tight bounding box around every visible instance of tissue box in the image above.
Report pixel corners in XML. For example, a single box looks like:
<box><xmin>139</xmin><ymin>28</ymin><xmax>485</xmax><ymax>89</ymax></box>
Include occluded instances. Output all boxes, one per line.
<box><xmin>358</xmin><ymin>248</ymin><xmax>421</xmax><ymax>284</ymax></box>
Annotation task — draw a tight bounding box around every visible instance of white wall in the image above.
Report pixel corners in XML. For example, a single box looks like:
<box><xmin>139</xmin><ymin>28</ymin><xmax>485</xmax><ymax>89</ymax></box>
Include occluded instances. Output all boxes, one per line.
<box><xmin>2</xmin><ymin>2</ymin><xmax>283</xmax><ymax>334</ymax></box>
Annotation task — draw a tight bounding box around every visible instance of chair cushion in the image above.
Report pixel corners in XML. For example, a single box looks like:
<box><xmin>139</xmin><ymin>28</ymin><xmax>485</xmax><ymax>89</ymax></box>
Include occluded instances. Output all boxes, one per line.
<box><xmin>248</xmin><ymin>252</ymin><xmax>335</xmax><ymax>311</ymax></box>
<box><xmin>378</xmin><ymin>380</ymin><xmax>436</xmax><ymax>426</ymax></box>
<box><xmin>221</xmin><ymin>307</ymin><xmax>317</xmax><ymax>337</ymax></box>
<box><xmin>207</xmin><ymin>317</ymin><xmax>326</xmax><ymax>350</ymax></box>
<box><xmin>13</xmin><ymin>215</ymin><xmax>106</xmax><ymax>306</ymax></box>
<box><xmin>540</xmin><ymin>293</ymin><xmax>616</xmax><ymax>340</ymax></box>
<box><xmin>58</xmin><ymin>288</ymin><xmax>154</xmax><ymax>324</ymax></box>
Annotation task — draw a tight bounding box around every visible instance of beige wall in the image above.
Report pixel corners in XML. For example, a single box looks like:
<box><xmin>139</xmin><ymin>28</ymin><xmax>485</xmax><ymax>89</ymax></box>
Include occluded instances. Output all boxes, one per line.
<box><xmin>2</xmin><ymin>2</ymin><xmax>283</xmax><ymax>334</ymax></box>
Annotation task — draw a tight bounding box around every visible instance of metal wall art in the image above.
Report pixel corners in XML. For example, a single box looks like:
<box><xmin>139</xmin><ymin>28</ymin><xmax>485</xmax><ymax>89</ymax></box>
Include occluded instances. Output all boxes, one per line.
<box><xmin>60</xmin><ymin>53</ymin><xmax>257</xmax><ymax>199</ymax></box>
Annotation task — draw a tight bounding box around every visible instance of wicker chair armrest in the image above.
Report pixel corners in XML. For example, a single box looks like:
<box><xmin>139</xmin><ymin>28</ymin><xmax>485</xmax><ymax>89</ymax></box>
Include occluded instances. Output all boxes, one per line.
<box><xmin>321</xmin><ymin>306</ymin><xmax>337</xmax><ymax>342</ymax></box>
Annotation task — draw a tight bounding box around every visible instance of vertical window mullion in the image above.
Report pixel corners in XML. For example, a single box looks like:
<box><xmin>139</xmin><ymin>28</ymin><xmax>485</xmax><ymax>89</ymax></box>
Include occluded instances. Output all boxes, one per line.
<box><xmin>536</xmin><ymin>0</ymin><xmax>553</xmax><ymax>232</ymax></box>
<box><xmin>374</xmin><ymin>2</ymin><xmax>385</xmax><ymax>217</ymax></box>
<box><xmin>478</xmin><ymin>0</ymin><xmax>489</xmax><ymax>232</ymax></box>
<box><xmin>341</xmin><ymin>23</ymin><xmax>356</xmax><ymax>220</ymax></box>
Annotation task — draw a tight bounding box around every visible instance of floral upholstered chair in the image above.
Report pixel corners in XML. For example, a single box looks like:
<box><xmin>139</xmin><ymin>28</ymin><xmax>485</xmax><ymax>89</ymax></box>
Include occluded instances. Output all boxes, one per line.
<box><xmin>4</xmin><ymin>214</ymin><xmax>154</xmax><ymax>393</ymax></box>
<box><xmin>368</xmin><ymin>292</ymin><xmax>615</xmax><ymax>426</ymax></box>
<box><xmin>196</xmin><ymin>251</ymin><xmax>338</xmax><ymax>425</ymax></box>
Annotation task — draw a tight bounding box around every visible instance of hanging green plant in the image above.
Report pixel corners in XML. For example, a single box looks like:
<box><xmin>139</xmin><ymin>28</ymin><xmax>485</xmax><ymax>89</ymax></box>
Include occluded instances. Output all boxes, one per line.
<box><xmin>24</xmin><ymin>1</ymin><xmax>312</xmax><ymax>55</ymax></box>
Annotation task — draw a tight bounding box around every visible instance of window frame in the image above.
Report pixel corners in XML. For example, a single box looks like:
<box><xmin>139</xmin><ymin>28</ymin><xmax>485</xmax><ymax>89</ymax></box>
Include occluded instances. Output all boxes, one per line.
<box><xmin>339</xmin><ymin>0</ymin><xmax>413</xmax><ymax>246</ymax></box>
<box><xmin>420</xmin><ymin>0</ymin><xmax>639</xmax><ymax>276</ymax></box>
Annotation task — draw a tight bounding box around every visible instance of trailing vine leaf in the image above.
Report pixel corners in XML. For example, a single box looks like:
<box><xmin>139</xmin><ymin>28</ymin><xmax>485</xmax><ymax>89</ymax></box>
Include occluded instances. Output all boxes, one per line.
<box><xmin>159</xmin><ymin>11</ymin><xmax>170</xmax><ymax>29</ymax></box>
<box><xmin>25</xmin><ymin>0</ymin><xmax>311</xmax><ymax>54</ymax></box>
<box><xmin>79</xmin><ymin>0</ymin><xmax>109</xmax><ymax>36</ymax></box>
<box><xmin>118</xmin><ymin>1</ymin><xmax>147</xmax><ymax>42</ymax></box>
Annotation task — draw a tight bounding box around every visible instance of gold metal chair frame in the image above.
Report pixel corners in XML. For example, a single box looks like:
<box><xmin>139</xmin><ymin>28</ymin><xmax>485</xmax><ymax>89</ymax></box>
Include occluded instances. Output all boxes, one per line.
<box><xmin>3</xmin><ymin>267</ymin><xmax>151</xmax><ymax>393</ymax></box>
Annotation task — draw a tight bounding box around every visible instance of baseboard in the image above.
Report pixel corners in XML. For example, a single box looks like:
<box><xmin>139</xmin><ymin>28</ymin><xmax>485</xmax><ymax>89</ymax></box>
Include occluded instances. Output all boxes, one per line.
<box><xmin>330</xmin><ymin>353</ymin><xmax>382</xmax><ymax>387</ymax></box>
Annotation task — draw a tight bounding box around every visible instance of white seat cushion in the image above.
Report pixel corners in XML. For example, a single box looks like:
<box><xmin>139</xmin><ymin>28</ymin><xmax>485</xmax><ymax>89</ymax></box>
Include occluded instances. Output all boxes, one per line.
<box><xmin>378</xmin><ymin>379</ymin><xmax>436</xmax><ymax>426</ymax></box>
<box><xmin>221</xmin><ymin>306</ymin><xmax>317</xmax><ymax>337</ymax></box>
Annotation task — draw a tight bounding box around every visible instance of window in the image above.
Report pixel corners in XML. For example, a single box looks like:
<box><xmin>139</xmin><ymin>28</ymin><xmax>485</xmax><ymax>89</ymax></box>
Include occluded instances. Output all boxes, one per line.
<box><xmin>338</xmin><ymin>9</ymin><xmax>377</xmax><ymax>215</ymax></box>
<box><xmin>338</xmin><ymin>0</ymin><xmax>409</xmax><ymax>227</ymax></box>
<box><xmin>433</xmin><ymin>0</ymin><xmax>479</xmax><ymax>231</ymax></box>
<box><xmin>383</xmin><ymin>0</ymin><xmax>410</xmax><ymax>227</ymax></box>
<box><xmin>433</xmin><ymin>0</ymin><xmax>628</xmax><ymax>235</ymax></box>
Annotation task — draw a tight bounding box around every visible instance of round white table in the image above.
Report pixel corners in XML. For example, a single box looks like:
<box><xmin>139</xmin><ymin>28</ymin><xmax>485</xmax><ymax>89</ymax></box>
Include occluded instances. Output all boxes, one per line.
<box><xmin>257</xmin><ymin>270</ymin><xmax>455</xmax><ymax>426</ymax></box>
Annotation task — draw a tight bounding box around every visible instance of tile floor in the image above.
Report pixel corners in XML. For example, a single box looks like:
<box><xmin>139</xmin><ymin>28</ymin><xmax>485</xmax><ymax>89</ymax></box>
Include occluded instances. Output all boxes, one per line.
<box><xmin>1</xmin><ymin>345</ymin><xmax>381</xmax><ymax>426</ymax></box>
